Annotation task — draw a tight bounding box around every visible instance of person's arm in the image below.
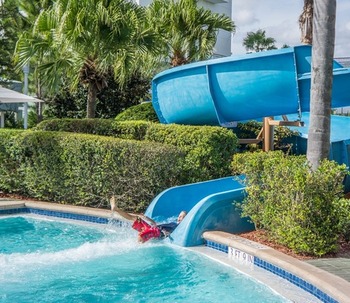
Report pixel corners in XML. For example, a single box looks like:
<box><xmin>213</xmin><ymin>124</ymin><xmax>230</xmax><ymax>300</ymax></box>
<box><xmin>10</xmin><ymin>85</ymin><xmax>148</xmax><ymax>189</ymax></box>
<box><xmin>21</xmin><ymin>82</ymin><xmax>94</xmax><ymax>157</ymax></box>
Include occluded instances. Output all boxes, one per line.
<box><xmin>115</xmin><ymin>206</ymin><xmax>139</xmax><ymax>222</ymax></box>
<box><xmin>110</xmin><ymin>196</ymin><xmax>138</xmax><ymax>222</ymax></box>
<box><xmin>110</xmin><ymin>196</ymin><xmax>157</xmax><ymax>225</ymax></box>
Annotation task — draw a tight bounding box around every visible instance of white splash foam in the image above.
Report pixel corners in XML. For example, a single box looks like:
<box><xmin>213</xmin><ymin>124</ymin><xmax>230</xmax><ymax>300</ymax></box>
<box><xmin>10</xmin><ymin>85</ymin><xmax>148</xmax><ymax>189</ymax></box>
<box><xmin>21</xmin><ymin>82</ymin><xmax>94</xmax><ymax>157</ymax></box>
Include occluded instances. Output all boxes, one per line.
<box><xmin>0</xmin><ymin>226</ymin><xmax>143</xmax><ymax>280</ymax></box>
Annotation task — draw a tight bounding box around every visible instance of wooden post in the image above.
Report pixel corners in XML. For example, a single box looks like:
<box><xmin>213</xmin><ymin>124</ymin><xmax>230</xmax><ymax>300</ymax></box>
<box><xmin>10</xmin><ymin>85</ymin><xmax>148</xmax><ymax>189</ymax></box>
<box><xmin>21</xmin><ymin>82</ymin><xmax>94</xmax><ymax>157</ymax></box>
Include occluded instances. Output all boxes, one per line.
<box><xmin>238</xmin><ymin>117</ymin><xmax>303</xmax><ymax>150</ymax></box>
<box><xmin>263</xmin><ymin>117</ymin><xmax>274</xmax><ymax>152</ymax></box>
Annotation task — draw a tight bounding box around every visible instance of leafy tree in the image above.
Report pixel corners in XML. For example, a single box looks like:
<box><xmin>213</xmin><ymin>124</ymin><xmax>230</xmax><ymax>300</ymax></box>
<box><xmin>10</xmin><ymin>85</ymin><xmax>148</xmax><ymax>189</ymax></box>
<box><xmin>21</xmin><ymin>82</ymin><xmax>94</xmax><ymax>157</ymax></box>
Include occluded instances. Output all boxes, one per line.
<box><xmin>44</xmin><ymin>73</ymin><xmax>151</xmax><ymax>119</ymax></box>
<box><xmin>15</xmin><ymin>0</ymin><xmax>159</xmax><ymax>118</ymax></box>
<box><xmin>147</xmin><ymin>0</ymin><xmax>235</xmax><ymax>67</ymax></box>
<box><xmin>0</xmin><ymin>0</ymin><xmax>23</xmax><ymax>82</ymax></box>
<box><xmin>306</xmin><ymin>0</ymin><xmax>336</xmax><ymax>170</ymax></box>
<box><xmin>16</xmin><ymin>0</ymin><xmax>54</xmax><ymax>28</ymax></box>
<box><xmin>96</xmin><ymin>72</ymin><xmax>151</xmax><ymax>119</ymax></box>
<box><xmin>0</xmin><ymin>0</ymin><xmax>54</xmax><ymax>82</ymax></box>
<box><xmin>242</xmin><ymin>29</ymin><xmax>277</xmax><ymax>53</ymax></box>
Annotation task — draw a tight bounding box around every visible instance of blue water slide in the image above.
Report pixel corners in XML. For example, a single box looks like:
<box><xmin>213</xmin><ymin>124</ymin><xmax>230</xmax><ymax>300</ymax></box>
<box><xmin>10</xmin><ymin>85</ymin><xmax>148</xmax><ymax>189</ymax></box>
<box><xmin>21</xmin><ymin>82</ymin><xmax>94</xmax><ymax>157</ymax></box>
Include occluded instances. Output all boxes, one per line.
<box><xmin>152</xmin><ymin>45</ymin><xmax>350</xmax><ymax>127</ymax></box>
<box><xmin>149</xmin><ymin>45</ymin><xmax>350</xmax><ymax>247</ymax></box>
<box><xmin>144</xmin><ymin>177</ymin><xmax>254</xmax><ymax>247</ymax></box>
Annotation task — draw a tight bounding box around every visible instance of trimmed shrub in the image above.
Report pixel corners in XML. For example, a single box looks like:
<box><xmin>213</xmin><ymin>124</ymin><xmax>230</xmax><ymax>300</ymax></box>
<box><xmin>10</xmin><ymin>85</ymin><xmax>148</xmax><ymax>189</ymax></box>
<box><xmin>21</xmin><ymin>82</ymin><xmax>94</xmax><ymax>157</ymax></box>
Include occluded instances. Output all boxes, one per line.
<box><xmin>34</xmin><ymin>119</ymin><xmax>147</xmax><ymax>140</ymax></box>
<box><xmin>35</xmin><ymin>119</ymin><xmax>239</xmax><ymax>182</ymax></box>
<box><xmin>231</xmin><ymin>151</ymin><xmax>349</xmax><ymax>256</ymax></box>
<box><xmin>115</xmin><ymin>102</ymin><xmax>159</xmax><ymax>122</ymax></box>
<box><xmin>145</xmin><ymin>124</ymin><xmax>238</xmax><ymax>181</ymax></box>
<box><xmin>0</xmin><ymin>130</ymin><xmax>186</xmax><ymax>212</ymax></box>
<box><xmin>0</xmin><ymin>129</ymin><xmax>25</xmax><ymax>192</ymax></box>
<box><xmin>112</xmin><ymin>121</ymin><xmax>151</xmax><ymax>141</ymax></box>
<box><xmin>334</xmin><ymin>198</ymin><xmax>350</xmax><ymax>242</ymax></box>
<box><xmin>34</xmin><ymin>118</ymin><xmax>116</xmax><ymax>136</ymax></box>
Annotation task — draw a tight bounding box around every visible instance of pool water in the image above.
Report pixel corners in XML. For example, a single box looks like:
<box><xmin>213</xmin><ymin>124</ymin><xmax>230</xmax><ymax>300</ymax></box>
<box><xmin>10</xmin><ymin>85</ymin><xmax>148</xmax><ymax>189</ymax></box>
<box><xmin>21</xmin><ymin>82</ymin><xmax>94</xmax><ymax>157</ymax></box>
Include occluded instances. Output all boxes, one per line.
<box><xmin>0</xmin><ymin>215</ymin><xmax>289</xmax><ymax>303</ymax></box>
<box><xmin>0</xmin><ymin>216</ymin><xmax>106</xmax><ymax>254</ymax></box>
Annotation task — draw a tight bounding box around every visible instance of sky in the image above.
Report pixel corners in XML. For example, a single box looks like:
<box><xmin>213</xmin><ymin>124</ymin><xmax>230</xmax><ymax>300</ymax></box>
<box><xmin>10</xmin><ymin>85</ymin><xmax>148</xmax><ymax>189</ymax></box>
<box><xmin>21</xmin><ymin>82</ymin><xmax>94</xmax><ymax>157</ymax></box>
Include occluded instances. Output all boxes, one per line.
<box><xmin>231</xmin><ymin>0</ymin><xmax>350</xmax><ymax>58</ymax></box>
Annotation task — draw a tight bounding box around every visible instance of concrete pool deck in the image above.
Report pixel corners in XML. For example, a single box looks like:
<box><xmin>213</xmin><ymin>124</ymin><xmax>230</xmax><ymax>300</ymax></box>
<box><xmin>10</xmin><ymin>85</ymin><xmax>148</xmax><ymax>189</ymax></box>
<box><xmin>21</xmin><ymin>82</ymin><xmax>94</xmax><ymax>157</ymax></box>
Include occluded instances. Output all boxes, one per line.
<box><xmin>1</xmin><ymin>198</ymin><xmax>350</xmax><ymax>303</ymax></box>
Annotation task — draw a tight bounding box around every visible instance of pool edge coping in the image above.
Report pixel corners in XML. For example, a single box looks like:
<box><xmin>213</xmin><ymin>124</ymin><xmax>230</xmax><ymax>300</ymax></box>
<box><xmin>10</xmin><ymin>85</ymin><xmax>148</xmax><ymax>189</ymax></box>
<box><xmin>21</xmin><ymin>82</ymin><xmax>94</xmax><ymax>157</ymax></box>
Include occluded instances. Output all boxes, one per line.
<box><xmin>0</xmin><ymin>199</ymin><xmax>112</xmax><ymax>218</ymax></box>
<box><xmin>202</xmin><ymin>230</ymin><xmax>350</xmax><ymax>303</ymax></box>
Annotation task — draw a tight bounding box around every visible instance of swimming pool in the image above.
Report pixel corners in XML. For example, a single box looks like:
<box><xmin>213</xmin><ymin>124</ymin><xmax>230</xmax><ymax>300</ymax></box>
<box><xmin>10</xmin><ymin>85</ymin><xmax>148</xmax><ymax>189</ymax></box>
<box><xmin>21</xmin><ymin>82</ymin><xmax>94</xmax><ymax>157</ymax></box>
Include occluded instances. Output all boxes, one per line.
<box><xmin>0</xmin><ymin>215</ymin><xmax>291</xmax><ymax>303</ymax></box>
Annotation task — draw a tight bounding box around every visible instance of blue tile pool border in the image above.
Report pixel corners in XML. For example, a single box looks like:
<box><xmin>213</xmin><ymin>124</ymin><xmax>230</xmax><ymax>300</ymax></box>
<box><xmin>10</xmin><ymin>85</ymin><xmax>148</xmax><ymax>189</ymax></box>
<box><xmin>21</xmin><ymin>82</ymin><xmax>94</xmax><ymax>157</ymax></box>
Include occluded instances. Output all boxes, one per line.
<box><xmin>0</xmin><ymin>207</ymin><xmax>123</xmax><ymax>226</ymax></box>
<box><xmin>206</xmin><ymin>240</ymin><xmax>338</xmax><ymax>303</ymax></box>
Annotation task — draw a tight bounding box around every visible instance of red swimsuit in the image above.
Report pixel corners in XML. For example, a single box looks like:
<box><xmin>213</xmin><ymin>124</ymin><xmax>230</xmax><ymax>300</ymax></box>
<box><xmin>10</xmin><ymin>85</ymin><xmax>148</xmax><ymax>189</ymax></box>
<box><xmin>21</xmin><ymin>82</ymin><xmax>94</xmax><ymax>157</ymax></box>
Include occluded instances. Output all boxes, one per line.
<box><xmin>132</xmin><ymin>217</ymin><xmax>161</xmax><ymax>242</ymax></box>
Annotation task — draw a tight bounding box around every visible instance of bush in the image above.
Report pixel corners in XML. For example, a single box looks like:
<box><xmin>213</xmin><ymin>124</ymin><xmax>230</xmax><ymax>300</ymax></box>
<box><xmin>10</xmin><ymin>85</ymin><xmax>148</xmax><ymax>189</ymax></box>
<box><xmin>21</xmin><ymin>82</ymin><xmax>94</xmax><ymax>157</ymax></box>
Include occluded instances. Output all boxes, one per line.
<box><xmin>34</xmin><ymin>118</ymin><xmax>116</xmax><ymax>136</ymax></box>
<box><xmin>35</xmin><ymin>119</ymin><xmax>239</xmax><ymax>182</ymax></box>
<box><xmin>231</xmin><ymin>151</ymin><xmax>349</xmax><ymax>256</ymax></box>
<box><xmin>115</xmin><ymin>102</ymin><xmax>159</xmax><ymax>122</ymax></box>
<box><xmin>334</xmin><ymin>198</ymin><xmax>350</xmax><ymax>242</ymax></box>
<box><xmin>0</xmin><ymin>130</ymin><xmax>186</xmax><ymax>212</ymax></box>
<box><xmin>0</xmin><ymin>129</ymin><xmax>25</xmax><ymax>192</ymax></box>
<box><xmin>145</xmin><ymin>124</ymin><xmax>238</xmax><ymax>181</ymax></box>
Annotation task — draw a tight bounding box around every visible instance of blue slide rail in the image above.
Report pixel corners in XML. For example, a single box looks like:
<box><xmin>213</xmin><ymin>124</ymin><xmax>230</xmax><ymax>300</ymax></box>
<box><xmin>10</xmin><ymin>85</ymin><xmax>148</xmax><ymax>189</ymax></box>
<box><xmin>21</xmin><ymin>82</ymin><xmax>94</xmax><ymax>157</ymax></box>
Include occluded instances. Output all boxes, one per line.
<box><xmin>144</xmin><ymin>177</ymin><xmax>254</xmax><ymax>247</ymax></box>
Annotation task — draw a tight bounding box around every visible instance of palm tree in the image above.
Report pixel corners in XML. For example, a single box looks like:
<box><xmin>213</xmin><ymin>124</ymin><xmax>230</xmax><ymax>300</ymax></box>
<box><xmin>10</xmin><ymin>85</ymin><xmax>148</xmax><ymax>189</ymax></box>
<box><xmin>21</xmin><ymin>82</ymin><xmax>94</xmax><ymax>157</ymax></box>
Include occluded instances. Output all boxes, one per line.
<box><xmin>242</xmin><ymin>29</ymin><xmax>277</xmax><ymax>53</ymax></box>
<box><xmin>0</xmin><ymin>0</ymin><xmax>51</xmax><ymax>82</ymax></box>
<box><xmin>0</xmin><ymin>0</ymin><xmax>23</xmax><ymax>82</ymax></box>
<box><xmin>299</xmin><ymin>0</ymin><xmax>314</xmax><ymax>45</ymax></box>
<box><xmin>16</xmin><ymin>0</ymin><xmax>159</xmax><ymax>118</ymax></box>
<box><xmin>147</xmin><ymin>0</ymin><xmax>235</xmax><ymax>67</ymax></box>
<box><xmin>306</xmin><ymin>0</ymin><xmax>336</xmax><ymax>170</ymax></box>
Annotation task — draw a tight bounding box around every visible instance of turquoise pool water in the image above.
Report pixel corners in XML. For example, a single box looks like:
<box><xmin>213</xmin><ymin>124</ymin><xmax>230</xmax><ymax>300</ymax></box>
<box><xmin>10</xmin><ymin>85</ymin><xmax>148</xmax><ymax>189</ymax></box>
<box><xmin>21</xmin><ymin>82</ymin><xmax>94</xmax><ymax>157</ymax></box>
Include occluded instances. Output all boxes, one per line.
<box><xmin>0</xmin><ymin>216</ymin><xmax>106</xmax><ymax>254</ymax></box>
<box><xmin>0</xmin><ymin>215</ymin><xmax>289</xmax><ymax>303</ymax></box>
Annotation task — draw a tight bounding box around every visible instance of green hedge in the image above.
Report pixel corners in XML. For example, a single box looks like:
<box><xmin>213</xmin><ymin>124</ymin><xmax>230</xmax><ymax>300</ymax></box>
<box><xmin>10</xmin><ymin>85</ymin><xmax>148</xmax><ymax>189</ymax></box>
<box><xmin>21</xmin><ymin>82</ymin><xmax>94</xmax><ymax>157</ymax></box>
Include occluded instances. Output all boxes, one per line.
<box><xmin>115</xmin><ymin>102</ymin><xmax>159</xmax><ymax>122</ymax></box>
<box><xmin>34</xmin><ymin>118</ymin><xmax>117</xmax><ymax>136</ymax></box>
<box><xmin>231</xmin><ymin>151</ymin><xmax>349</xmax><ymax>256</ymax></box>
<box><xmin>144</xmin><ymin>123</ymin><xmax>238</xmax><ymax>181</ymax></box>
<box><xmin>35</xmin><ymin>119</ymin><xmax>239</xmax><ymax>182</ymax></box>
<box><xmin>0</xmin><ymin>130</ymin><xmax>185</xmax><ymax>212</ymax></box>
<box><xmin>0</xmin><ymin>129</ymin><xmax>25</xmax><ymax>192</ymax></box>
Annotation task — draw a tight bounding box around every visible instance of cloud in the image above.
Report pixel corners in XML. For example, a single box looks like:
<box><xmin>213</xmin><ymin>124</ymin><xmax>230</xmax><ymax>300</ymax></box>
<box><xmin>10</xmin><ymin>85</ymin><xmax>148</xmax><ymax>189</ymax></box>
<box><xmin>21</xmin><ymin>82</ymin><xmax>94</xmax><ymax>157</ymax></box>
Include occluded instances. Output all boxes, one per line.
<box><xmin>346</xmin><ymin>22</ymin><xmax>350</xmax><ymax>32</ymax></box>
<box><xmin>230</xmin><ymin>0</ymin><xmax>350</xmax><ymax>57</ymax></box>
<box><xmin>235</xmin><ymin>9</ymin><xmax>258</xmax><ymax>26</ymax></box>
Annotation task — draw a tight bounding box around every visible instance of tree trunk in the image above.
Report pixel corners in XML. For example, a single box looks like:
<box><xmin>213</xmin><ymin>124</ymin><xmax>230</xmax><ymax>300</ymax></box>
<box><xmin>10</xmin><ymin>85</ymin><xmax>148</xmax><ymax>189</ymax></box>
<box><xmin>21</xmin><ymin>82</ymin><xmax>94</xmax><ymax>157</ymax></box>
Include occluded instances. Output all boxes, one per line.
<box><xmin>171</xmin><ymin>50</ymin><xmax>188</xmax><ymax>67</ymax></box>
<box><xmin>87</xmin><ymin>83</ymin><xmax>98</xmax><ymax>118</ymax></box>
<box><xmin>306</xmin><ymin>0</ymin><xmax>336</xmax><ymax>170</ymax></box>
<box><xmin>299</xmin><ymin>0</ymin><xmax>314</xmax><ymax>44</ymax></box>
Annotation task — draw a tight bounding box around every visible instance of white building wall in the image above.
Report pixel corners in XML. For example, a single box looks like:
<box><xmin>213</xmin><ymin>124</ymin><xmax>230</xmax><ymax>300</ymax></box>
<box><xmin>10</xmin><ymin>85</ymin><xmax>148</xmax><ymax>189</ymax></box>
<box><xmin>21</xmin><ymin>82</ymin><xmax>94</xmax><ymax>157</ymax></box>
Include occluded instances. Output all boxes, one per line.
<box><xmin>198</xmin><ymin>0</ymin><xmax>232</xmax><ymax>57</ymax></box>
<box><xmin>135</xmin><ymin>0</ymin><xmax>233</xmax><ymax>58</ymax></box>
<box><xmin>136</xmin><ymin>0</ymin><xmax>152</xmax><ymax>6</ymax></box>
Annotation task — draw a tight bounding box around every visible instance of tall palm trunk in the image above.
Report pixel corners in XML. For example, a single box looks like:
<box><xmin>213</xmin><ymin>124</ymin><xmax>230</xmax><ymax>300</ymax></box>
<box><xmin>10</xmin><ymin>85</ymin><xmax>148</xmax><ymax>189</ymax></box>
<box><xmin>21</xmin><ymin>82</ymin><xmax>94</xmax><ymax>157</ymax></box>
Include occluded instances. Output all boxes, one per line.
<box><xmin>299</xmin><ymin>0</ymin><xmax>314</xmax><ymax>44</ymax></box>
<box><xmin>87</xmin><ymin>83</ymin><xmax>98</xmax><ymax>118</ymax></box>
<box><xmin>306</xmin><ymin>0</ymin><xmax>336</xmax><ymax>170</ymax></box>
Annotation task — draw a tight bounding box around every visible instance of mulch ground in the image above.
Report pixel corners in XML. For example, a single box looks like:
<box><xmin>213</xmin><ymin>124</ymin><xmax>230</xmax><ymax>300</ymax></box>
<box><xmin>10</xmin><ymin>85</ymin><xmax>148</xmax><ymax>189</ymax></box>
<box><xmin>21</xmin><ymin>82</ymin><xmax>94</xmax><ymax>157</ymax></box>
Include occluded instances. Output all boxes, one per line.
<box><xmin>238</xmin><ymin>229</ymin><xmax>350</xmax><ymax>260</ymax></box>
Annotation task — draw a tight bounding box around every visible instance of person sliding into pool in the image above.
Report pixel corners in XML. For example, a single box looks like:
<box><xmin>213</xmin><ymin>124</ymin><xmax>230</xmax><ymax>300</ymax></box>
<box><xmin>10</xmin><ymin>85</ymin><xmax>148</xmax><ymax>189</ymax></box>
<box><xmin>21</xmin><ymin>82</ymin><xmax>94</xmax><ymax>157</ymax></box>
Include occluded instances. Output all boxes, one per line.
<box><xmin>110</xmin><ymin>196</ymin><xmax>187</xmax><ymax>243</ymax></box>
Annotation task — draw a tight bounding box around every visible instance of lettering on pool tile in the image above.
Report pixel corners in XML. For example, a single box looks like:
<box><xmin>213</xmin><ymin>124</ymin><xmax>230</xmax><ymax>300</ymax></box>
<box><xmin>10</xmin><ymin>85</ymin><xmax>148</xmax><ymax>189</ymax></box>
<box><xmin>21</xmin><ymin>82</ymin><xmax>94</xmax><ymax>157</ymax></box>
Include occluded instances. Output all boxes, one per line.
<box><xmin>228</xmin><ymin>247</ymin><xmax>254</xmax><ymax>268</ymax></box>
